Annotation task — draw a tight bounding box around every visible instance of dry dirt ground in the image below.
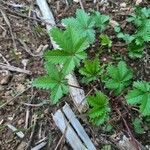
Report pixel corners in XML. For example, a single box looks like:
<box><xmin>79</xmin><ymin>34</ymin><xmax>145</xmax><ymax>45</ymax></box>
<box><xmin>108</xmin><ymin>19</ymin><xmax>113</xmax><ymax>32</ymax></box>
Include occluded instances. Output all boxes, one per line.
<box><xmin>0</xmin><ymin>0</ymin><xmax>150</xmax><ymax>150</ymax></box>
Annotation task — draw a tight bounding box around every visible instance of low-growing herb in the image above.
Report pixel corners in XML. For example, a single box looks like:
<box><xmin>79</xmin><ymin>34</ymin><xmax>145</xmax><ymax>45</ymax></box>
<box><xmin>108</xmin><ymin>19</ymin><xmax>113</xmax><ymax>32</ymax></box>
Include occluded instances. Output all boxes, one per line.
<box><xmin>32</xmin><ymin>62</ymin><xmax>69</xmax><ymax>104</ymax></box>
<box><xmin>45</xmin><ymin>27</ymin><xmax>89</xmax><ymax>74</ymax></box>
<box><xmin>104</xmin><ymin>61</ymin><xmax>133</xmax><ymax>96</ymax></box>
<box><xmin>126</xmin><ymin>81</ymin><xmax>150</xmax><ymax>116</ymax></box>
<box><xmin>79</xmin><ymin>58</ymin><xmax>103</xmax><ymax>84</ymax></box>
<box><xmin>87</xmin><ymin>91</ymin><xmax>110</xmax><ymax>126</ymax></box>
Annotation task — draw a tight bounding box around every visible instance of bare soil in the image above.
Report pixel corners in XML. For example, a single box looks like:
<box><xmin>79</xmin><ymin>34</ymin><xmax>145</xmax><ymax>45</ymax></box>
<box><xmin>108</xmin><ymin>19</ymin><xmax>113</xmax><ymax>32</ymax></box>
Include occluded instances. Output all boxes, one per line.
<box><xmin>0</xmin><ymin>0</ymin><xmax>150</xmax><ymax>150</ymax></box>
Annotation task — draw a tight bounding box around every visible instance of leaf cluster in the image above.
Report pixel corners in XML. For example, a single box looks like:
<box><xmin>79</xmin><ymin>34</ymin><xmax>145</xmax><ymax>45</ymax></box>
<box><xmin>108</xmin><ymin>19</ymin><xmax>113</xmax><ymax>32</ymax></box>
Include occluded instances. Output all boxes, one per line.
<box><xmin>115</xmin><ymin>7</ymin><xmax>150</xmax><ymax>58</ymax></box>
<box><xmin>104</xmin><ymin>61</ymin><xmax>133</xmax><ymax>95</ymax></box>
<box><xmin>32</xmin><ymin>9</ymin><xmax>110</xmax><ymax>104</ymax></box>
<box><xmin>79</xmin><ymin>58</ymin><xmax>103</xmax><ymax>84</ymax></box>
<box><xmin>62</xmin><ymin>9</ymin><xmax>109</xmax><ymax>43</ymax></box>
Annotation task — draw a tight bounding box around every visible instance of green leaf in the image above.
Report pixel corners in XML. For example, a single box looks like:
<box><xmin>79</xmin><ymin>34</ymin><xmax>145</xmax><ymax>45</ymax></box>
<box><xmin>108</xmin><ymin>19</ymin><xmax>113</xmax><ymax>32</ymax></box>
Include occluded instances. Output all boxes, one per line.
<box><xmin>114</xmin><ymin>26</ymin><xmax>121</xmax><ymax>33</ymax></box>
<box><xmin>100</xmin><ymin>34</ymin><xmax>112</xmax><ymax>48</ymax></box>
<box><xmin>87</xmin><ymin>91</ymin><xmax>110</xmax><ymax>126</ymax></box>
<box><xmin>32</xmin><ymin>63</ymin><xmax>69</xmax><ymax>104</ymax></box>
<box><xmin>117</xmin><ymin>33</ymin><xmax>134</xmax><ymax>43</ymax></box>
<box><xmin>62</xmin><ymin>9</ymin><xmax>95</xmax><ymax>43</ymax></box>
<box><xmin>79</xmin><ymin>58</ymin><xmax>103</xmax><ymax>84</ymax></box>
<box><xmin>104</xmin><ymin>61</ymin><xmax>133</xmax><ymax>95</ymax></box>
<box><xmin>128</xmin><ymin>41</ymin><xmax>145</xmax><ymax>58</ymax></box>
<box><xmin>45</xmin><ymin>27</ymin><xmax>89</xmax><ymax>74</ymax></box>
<box><xmin>92</xmin><ymin>11</ymin><xmax>109</xmax><ymax>31</ymax></box>
<box><xmin>122</xmin><ymin>7</ymin><xmax>150</xmax><ymax>58</ymax></box>
<box><xmin>126</xmin><ymin>81</ymin><xmax>150</xmax><ymax>116</ymax></box>
<box><xmin>132</xmin><ymin>117</ymin><xmax>145</xmax><ymax>134</ymax></box>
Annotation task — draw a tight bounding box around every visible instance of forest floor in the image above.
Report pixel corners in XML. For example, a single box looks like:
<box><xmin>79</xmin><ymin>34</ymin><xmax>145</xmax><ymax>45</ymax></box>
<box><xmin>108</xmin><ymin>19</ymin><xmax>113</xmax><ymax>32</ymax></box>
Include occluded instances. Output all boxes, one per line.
<box><xmin>0</xmin><ymin>0</ymin><xmax>150</xmax><ymax>150</ymax></box>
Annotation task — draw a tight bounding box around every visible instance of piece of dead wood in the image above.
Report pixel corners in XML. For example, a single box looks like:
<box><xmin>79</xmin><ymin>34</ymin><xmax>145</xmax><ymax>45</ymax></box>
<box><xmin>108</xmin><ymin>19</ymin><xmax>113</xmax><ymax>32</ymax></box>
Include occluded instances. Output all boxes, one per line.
<box><xmin>62</xmin><ymin>103</ymin><xmax>96</xmax><ymax>150</ymax></box>
<box><xmin>36</xmin><ymin>0</ymin><xmax>88</xmax><ymax>112</ymax></box>
<box><xmin>53</xmin><ymin>110</ymin><xmax>87</xmax><ymax>150</ymax></box>
<box><xmin>0</xmin><ymin>63</ymin><xmax>31</xmax><ymax>75</ymax></box>
<box><xmin>110</xmin><ymin>132</ymin><xmax>147</xmax><ymax>150</ymax></box>
<box><xmin>53</xmin><ymin>103</ymin><xmax>96</xmax><ymax>150</ymax></box>
<box><xmin>7</xmin><ymin>123</ymin><xmax>25</xmax><ymax>138</ymax></box>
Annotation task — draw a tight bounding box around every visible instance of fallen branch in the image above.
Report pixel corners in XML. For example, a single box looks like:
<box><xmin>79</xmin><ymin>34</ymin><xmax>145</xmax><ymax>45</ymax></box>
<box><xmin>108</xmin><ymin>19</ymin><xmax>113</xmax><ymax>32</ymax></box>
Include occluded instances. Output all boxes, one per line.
<box><xmin>7</xmin><ymin>123</ymin><xmax>25</xmax><ymax>138</ymax></box>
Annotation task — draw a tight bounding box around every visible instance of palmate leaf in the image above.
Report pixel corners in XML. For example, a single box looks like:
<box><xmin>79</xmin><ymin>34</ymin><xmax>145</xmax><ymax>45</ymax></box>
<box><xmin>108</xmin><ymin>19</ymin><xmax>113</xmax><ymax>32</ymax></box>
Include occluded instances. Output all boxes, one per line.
<box><xmin>45</xmin><ymin>27</ymin><xmax>89</xmax><ymax>74</ymax></box>
<box><xmin>126</xmin><ymin>81</ymin><xmax>150</xmax><ymax>116</ymax></box>
<box><xmin>79</xmin><ymin>58</ymin><xmax>103</xmax><ymax>84</ymax></box>
<box><xmin>105</xmin><ymin>61</ymin><xmax>133</xmax><ymax>95</ymax></box>
<box><xmin>92</xmin><ymin>11</ymin><xmax>109</xmax><ymax>31</ymax></box>
<box><xmin>32</xmin><ymin>62</ymin><xmax>69</xmax><ymax>104</ymax></box>
<box><xmin>87</xmin><ymin>91</ymin><xmax>110</xmax><ymax>126</ymax></box>
<box><xmin>62</xmin><ymin>9</ymin><xmax>95</xmax><ymax>43</ymax></box>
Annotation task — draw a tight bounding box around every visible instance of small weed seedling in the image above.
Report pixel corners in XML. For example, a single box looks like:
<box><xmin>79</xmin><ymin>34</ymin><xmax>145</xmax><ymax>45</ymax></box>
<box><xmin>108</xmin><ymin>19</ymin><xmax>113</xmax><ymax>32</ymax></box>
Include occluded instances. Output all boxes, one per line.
<box><xmin>100</xmin><ymin>34</ymin><xmax>112</xmax><ymax>48</ymax></box>
<box><xmin>104</xmin><ymin>61</ymin><xmax>133</xmax><ymax>96</ymax></box>
<box><xmin>79</xmin><ymin>58</ymin><xmax>103</xmax><ymax>84</ymax></box>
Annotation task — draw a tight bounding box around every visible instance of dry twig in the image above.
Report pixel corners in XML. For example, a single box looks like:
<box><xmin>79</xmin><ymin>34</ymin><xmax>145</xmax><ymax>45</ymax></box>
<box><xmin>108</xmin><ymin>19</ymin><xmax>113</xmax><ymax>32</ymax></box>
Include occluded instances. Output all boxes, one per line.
<box><xmin>0</xmin><ymin>63</ymin><xmax>31</xmax><ymax>74</ymax></box>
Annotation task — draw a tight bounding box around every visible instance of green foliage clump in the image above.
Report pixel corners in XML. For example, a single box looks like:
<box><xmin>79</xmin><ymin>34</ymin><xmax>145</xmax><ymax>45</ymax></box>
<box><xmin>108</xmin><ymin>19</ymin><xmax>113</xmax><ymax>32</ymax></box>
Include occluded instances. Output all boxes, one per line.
<box><xmin>87</xmin><ymin>91</ymin><xmax>110</xmax><ymax>126</ymax></box>
<box><xmin>91</xmin><ymin>11</ymin><xmax>109</xmax><ymax>31</ymax></box>
<box><xmin>115</xmin><ymin>7</ymin><xmax>150</xmax><ymax>58</ymax></box>
<box><xmin>45</xmin><ymin>27</ymin><xmax>89</xmax><ymax>74</ymax></box>
<box><xmin>104</xmin><ymin>61</ymin><xmax>133</xmax><ymax>95</ymax></box>
<box><xmin>126</xmin><ymin>81</ymin><xmax>150</xmax><ymax>116</ymax></box>
<box><xmin>62</xmin><ymin>9</ymin><xmax>109</xmax><ymax>43</ymax></box>
<box><xmin>32</xmin><ymin>62</ymin><xmax>69</xmax><ymax>104</ymax></box>
<box><xmin>100</xmin><ymin>34</ymin><xmax>112</xmax><ymax>48</ymax></box>
<box><xmin>79</xmin><ymin>58</ymin><xmax>103</xmax><ymax>84</ymax></box>
<box><xmin>32</xmin><ymin>9</ymin><xmax>110</xmax><ymax>103</ymax></box>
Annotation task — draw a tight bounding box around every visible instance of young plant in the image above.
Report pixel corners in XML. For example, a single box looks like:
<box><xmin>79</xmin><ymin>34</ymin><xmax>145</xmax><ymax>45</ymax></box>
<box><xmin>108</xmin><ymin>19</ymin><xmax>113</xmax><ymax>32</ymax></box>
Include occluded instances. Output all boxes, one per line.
<box><xmin>45</xmin><ymin>27</ymin><xmax>89</xmax><ymax>74</ymax></box>
<box><xmin>62</xmin><ymin>9</ymin><xmax>109</xmax><ymax>44</ymax></box>
<box><xmin>79</xmin><ymin>58</ymin><xmax>103</xmax><ymax>84</ymax></box>
<box><xmin>115</xmin><ymin>7</ymin><xmax>150</xmax><ymax>58</ymax></box>
<box><xmin>100</xmin><ymin>34</ymin><xmax>112</xmax><ymax>48</ymax></box>
<box><xmin>126</xmin><ymin>81</ymin><xmax>150</xmax><ymax>116</ymax></box>
<box><xmin>62</xmin><ymin>9</ymin><xmax>95</xmax><ymax>43</ymax></box>
<box><xmin>91</xmin><ymin>11</ymin><xmax>109</xmax><ymax>32</ymax></box>
<box><xmin>32</xmin><ymin>62</ymin><xmax>69</xmax><ymax>104</ymax></box>
<box><xmin>87</xmin><ymin>91</ymin><xmax>110</xmax><ymax>126</ymax></box>
<box><xmin>104</xmin><ymin>61</ymin><xmax>133</xmax><ymax>96</ymax></box>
